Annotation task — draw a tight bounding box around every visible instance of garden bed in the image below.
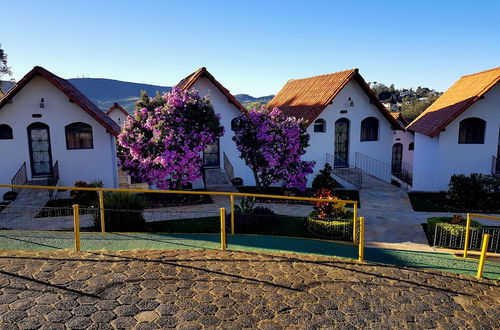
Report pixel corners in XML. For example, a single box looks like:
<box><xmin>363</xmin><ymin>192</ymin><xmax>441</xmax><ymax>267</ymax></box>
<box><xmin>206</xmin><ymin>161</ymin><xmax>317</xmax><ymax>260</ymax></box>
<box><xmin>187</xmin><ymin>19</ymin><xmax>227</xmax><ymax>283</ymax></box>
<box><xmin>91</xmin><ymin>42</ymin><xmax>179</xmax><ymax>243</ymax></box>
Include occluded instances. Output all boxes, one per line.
<box><xmin>422</xmin><ymin>216</ymin><xmax>500</xmax><ymax>253</ymax></box>
<box><xmin>408</xmin><ymin>192</ymin><xmax>500</xmax><ymax>213</ymax></box>
<box><xmin>137</xmin><ymin>192</ymin><xmax>213</xmax><ymax>208</ymax></box>
<box><xmin>236</xmin><ymin>186</ymin><xmax>360</xmax><ymax>206</ymax></box>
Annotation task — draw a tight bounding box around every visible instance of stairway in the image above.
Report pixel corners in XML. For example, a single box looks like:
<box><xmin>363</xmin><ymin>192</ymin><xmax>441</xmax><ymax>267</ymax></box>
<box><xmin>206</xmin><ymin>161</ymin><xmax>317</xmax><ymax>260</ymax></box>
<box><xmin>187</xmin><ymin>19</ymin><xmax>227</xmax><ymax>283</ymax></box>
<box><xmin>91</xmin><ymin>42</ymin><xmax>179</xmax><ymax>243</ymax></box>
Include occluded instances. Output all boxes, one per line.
<box><xmin>9</xmin><ymin>180</ymin><xmax>51</xmax><ymax>208</ymax></box>
<box><xmin>204</xmin><ymin>168</ymin><xmax>238</xmax><ymax>192</ymax></box>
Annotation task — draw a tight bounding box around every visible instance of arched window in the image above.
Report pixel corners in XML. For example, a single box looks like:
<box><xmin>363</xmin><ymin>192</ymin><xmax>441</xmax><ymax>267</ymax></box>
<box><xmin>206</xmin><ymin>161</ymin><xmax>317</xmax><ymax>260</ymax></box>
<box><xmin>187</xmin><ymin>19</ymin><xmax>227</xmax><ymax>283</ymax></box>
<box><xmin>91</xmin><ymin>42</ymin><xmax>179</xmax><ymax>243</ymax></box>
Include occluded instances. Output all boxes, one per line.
<box><xmin>65</xmin><ymin>122</ymin><xmax>93</xmax><ymax>149</ymax></box>
<box><xmin>313</xmin><ymin>119</ymin><xmax>326</xmax><ymax>133</ymax></box>
<box><xmin>360</xmin><ymin>117</ymin><xmax>379</xmax><ymax>141</ymax></box>
<box><xmin>459</xmin><ymin>118</ymin><xmax>485</xmax><ymax>144</ymax></box>
<box><xmin>230</xmin><ymin>118</ymin><xmax>238</xmax><ymax>131</ymax></box>
<box><xmin>408</xmin><ymin>142</ymin><xmax>414</xmax><ymax>150</ymax></box>
<box><xmin>0</xmin><ymin>124</ymin><xmax>13</xmax><ymax>139</ymax></box>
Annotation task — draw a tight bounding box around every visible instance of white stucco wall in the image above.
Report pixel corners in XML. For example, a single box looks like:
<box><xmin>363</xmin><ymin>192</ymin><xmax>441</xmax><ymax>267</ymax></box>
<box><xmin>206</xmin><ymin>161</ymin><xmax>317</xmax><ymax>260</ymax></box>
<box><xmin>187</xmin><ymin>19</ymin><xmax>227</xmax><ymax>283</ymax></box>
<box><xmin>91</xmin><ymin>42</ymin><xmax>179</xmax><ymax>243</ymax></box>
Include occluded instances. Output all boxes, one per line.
<box><xmin>304</xmin><ymin>80</ymin><xmax>395</xmax><ymax>183</ymax></box>
<box><xmin>412</xmin><ymin>82</ymin><xmax>500</xmax><ymax>191</ymax></box>
<box><xmin>0</xmin><ymin>75</ymin><xmax>118</xmax><ymax>193</ymax></box>
<box><xmin>108</xmin><ymin>108</ymin><xmax>129</xmax><ymax>128</ymax></box>
<box><xmin>191</xmin><ymin>77</ymin><xmax>256</xmax><ymax>186</ymax></box>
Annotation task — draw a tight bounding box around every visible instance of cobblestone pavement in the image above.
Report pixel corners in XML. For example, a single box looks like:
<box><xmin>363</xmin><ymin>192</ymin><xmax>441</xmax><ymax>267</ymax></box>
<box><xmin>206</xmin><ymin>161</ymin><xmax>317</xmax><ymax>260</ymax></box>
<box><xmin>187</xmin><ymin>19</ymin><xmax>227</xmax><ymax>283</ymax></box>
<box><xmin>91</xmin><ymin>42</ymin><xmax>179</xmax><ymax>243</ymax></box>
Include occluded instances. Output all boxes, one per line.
<box><xmin>0</xmin><ymin>249</ymin><xmax>498</xmax><ymax>329</ymax></box>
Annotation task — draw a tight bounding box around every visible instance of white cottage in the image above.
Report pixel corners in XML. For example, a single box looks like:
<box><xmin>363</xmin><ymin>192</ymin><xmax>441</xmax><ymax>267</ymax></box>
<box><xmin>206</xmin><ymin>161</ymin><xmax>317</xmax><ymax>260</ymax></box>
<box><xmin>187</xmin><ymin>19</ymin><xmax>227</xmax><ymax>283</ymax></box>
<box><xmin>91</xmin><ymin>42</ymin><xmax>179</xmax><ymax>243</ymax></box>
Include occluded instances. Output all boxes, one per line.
<box><xmin>106</xmin><ymin>103</ymin><xmax>130</xmax><ymax>127</ymax></box>
<box><xmin>0</xmin><ymin>66</ymin><xmax>121</xmax><ymax>191</ymax></box>
<box><xmin>267</xmin><ymin>69</ymin><xmax>402</xmax><ymax>186</ymax></box>
<box><xmin>176</xmin><ymin>67</ymin><xmax>255</xmax><ymax>187</ymax></box>
<box><xmin>407</xmin><ymin>67</ymin><xmax>500</xmax><ymax>191</ymax></box>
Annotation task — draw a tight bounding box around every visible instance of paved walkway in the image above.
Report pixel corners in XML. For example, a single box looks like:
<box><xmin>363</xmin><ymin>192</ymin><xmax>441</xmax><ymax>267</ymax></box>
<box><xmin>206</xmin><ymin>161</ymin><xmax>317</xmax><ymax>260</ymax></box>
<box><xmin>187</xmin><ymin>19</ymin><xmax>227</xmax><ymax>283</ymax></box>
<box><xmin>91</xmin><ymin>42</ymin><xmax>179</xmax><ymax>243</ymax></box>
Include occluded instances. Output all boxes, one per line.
<box><xmin>358</xmin><ymin>175</ymin><xmax>499</xmax><ymax>252</ymax></box>
<box><xmin>0</xmin><ymin>249</ymin><xmax>498</xmax><ymax>329</ymax></box>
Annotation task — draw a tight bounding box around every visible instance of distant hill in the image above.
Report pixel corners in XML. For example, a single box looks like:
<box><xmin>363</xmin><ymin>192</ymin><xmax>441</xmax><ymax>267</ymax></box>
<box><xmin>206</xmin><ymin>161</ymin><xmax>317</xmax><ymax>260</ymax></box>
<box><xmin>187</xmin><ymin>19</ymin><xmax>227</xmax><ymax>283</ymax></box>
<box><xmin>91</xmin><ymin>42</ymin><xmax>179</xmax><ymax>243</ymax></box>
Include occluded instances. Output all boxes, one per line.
<box><xmin>234</xmin><ymin>94</ymin><xmax>274</xmax><ymax>109</ymax></box>
<box><xmin>1</xmin><ymin>78</ymin><xmax>272</xmax><ymax>113</ymax></box>
<box><xmin>68</xmin><ymin>78</ymin><xmax>171</xmax><ymax>112</ymax></box>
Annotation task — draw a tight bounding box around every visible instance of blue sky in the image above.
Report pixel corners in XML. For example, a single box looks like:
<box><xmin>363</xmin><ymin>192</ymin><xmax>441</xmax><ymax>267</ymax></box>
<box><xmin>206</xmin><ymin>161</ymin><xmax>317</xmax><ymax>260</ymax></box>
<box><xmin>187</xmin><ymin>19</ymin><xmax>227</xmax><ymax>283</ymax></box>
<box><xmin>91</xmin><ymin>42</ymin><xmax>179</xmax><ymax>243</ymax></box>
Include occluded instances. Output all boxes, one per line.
<box><xmin>2</xmin><ymin>0</ymin><xmax>499</xmax><ymax>95</ymax></box>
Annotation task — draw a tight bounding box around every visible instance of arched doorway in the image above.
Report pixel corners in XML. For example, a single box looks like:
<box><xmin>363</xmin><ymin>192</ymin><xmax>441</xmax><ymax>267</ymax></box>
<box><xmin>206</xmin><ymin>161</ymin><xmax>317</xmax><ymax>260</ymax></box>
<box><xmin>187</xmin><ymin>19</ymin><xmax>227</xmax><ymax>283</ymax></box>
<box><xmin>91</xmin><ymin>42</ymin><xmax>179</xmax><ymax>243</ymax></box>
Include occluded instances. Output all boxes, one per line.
<box><xmin>27</xmin><ymin>122</ymin><xmax>53</xmax><ymax>177</ymax></box>
<box><xmin>334</xmin><ymin>118</ymin><xmax>349</xmax><ymax>167</ymax></box>
<box><xmin>392</xmin><ymin>143</ymin><xmax>403</xmax><ymax>174</ymax></box>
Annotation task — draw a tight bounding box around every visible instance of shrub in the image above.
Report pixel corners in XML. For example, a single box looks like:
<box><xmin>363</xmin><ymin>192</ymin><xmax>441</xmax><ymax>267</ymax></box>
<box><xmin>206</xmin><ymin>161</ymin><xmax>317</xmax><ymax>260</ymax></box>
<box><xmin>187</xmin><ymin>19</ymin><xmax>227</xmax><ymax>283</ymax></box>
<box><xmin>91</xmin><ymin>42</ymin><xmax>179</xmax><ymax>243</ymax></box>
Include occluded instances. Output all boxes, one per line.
<box><xmin>71</xmin><ymin>180</ymin><xmax>103</xmax><ymax>205</ymax></box>
<box><xmin>312</xmin><ymin>163</ymin><xmax>343</xmax><ymax>191</ymax></box>
<box><xmin>310</xmin><ymin>188</ymin><xmax>349</xmax><ymax>219</ymax></box>
<box><xmin>427</xmin><ymin>215</ymin><xmax>481</xmax><ymax>236</ymax></box>
<box><xmin>307</xmin><ymin>218</ymin><xmax>353</xmax><ymax>239</ymax></box>
<box><xmin>94</xmin><ymin>192</ymin><xmax>146</xmax><ymax>232</ymax></box>
<box><xmin>234</xmin><ymin>197</ymin><xmax>277</xmax><ymax>232</ymax></box>
<box><xmin>448</xmin><ymin>173</ymin><xmax>499</xmax><ymax>209</ymax></box>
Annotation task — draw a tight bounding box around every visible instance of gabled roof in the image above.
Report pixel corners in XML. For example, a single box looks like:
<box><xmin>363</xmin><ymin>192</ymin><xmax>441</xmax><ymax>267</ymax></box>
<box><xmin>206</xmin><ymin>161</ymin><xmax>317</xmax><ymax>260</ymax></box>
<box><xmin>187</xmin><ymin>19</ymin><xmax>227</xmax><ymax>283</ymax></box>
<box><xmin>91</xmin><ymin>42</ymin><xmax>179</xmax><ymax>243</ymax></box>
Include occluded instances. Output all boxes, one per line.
<box><xmin>106</xmin><ymin>102</ymin><xmax>130</xmax><ymax>117</ymax></box>
<box><xmin>0</xmin><ymin>66</ymin><xmax>121</xmax><ymax>136</ymax></box>
<box><xmin>390</xmin><ymin>112</ymin><xmax>409</xmax><ymax>126</ymax></box>
<box><xmin>176</xmin><ymin>67</ymin><xmax>245</xmax><ymax>112</ymax></box>
<box><xmin>407</xmin><ymin>67</ymin><xmax>500</xmax><ymax>137</ymax></box>
<box><xmin>267</xmin><ymin>69</ymin><xmax>402</xmax><ymax>129</ymax></box>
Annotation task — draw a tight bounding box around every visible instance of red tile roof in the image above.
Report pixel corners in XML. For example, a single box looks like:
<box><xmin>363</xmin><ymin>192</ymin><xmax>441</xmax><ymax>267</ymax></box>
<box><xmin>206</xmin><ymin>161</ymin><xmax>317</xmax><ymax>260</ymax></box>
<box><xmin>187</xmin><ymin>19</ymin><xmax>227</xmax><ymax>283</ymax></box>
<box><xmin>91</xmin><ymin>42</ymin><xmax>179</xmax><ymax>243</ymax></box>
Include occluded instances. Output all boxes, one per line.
<box><xmin>390</xmin><ymin>112</ymin><xmax>409</xmax><ymax>126</ymax></box>
<box><xmin>0</xmin><ymin>66</ymin><xmax>121</xmax><ymax>136</ymax></box>
<box><xmin>106</xmin><ymin>102</ymin><xmax>130</xmax><ymax>117</ymax></box>
<box><xmin>267</xmin><ymin>69</ymin><xmax>402</xmax><ymax>129</ymax></box>
<box><xmin>176</xmin><ymin>67</ymin><xmax>245</xmax><ymax>112</ymax></box>
<box><xmin>407</xmin><ymin>67</ymin><xmax>500</xmax><ymax>137</ymax></box>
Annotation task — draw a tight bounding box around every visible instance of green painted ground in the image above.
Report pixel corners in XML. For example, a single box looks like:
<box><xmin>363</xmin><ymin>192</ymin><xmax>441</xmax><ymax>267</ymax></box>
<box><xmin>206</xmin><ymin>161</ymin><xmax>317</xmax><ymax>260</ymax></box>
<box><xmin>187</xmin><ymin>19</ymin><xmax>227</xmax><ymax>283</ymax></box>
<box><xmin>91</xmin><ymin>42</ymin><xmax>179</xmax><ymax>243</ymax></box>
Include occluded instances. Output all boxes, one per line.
<box><xmin>0</xmin><ymin>231</ymin><xmax>498</xmax><ymax>280</ymax></box>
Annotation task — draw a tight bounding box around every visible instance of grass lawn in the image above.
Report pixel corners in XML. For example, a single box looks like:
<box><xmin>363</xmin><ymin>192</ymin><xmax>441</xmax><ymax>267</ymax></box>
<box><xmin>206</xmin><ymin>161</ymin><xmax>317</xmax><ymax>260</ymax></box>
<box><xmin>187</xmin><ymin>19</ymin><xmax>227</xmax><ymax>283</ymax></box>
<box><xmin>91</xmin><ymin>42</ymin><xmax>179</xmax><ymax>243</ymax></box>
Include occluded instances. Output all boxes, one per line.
<box><xmin>408</xmin><ymin>192</ymin><xmax>464</xmax><ymax>212</ymax></box>
<box><xmin>408</xmin><ymin>192</ymin><xmax>500</xmax><ymax>213</ymax></box>
<box><xmin>147</xmin><ymin>215</ymin><xmax>351</xmax><ymax>240</ymax></box>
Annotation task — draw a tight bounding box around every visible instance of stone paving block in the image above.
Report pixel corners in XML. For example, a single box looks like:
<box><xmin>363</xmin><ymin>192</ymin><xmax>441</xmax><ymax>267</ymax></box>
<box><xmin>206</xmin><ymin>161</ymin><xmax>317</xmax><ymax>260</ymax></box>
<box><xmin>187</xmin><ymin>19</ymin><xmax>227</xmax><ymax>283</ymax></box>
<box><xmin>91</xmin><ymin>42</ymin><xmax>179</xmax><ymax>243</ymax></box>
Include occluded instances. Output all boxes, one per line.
<box><xmin>0</xmin><ymin>249</ymin><xmax>497</xmax><ymax>329</ymax></box>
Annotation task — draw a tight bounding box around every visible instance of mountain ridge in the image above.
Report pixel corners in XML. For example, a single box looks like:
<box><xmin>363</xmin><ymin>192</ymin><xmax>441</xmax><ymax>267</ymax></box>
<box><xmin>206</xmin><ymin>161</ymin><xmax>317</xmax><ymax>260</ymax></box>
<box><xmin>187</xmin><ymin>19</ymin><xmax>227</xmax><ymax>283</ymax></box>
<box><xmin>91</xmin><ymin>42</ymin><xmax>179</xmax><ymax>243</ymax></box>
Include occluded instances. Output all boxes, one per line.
<box><xmin>1</xmin><ymin>78</ymin><xmax>273</xmax><ymax>112</ymax></box>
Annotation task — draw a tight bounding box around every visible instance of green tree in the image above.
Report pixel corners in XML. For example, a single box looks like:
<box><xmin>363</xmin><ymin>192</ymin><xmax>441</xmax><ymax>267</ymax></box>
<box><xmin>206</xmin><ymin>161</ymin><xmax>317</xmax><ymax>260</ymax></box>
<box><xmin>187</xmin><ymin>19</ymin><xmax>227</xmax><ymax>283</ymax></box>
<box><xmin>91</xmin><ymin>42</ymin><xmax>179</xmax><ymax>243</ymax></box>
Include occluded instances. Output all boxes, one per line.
<box><xmin>0</xmin><ymin>44</ymin><xmax>12</xmax><ymax>89</ymax></box>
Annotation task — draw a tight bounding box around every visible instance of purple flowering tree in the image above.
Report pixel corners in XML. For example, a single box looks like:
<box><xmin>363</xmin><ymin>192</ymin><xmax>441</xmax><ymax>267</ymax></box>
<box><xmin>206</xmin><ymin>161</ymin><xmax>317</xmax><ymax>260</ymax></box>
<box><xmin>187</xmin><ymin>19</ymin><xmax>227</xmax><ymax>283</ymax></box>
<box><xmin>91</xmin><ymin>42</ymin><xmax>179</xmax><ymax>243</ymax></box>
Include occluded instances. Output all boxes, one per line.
<box><xmin>232</xmin><ymin>106</ymin><xmax>315</xmax><ymax>191</ymax></box>
<box><xmin>117</xmin><ymin>87</ymin><xmax>224</xmax><ymax>190</ymax></box>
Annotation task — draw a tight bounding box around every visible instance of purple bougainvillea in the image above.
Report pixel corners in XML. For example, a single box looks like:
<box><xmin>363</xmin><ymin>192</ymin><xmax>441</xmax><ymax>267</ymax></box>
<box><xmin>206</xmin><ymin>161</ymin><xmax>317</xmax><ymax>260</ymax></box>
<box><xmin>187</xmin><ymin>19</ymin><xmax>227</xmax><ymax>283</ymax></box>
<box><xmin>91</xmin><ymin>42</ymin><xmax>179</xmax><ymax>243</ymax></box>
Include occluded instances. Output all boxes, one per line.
<box><xmin>117</xmin><ymin>87</ymin><xmax>224</xmax><ymax>190</ymax></box>
<box><xmin>232</xmin><ymin>106</ymin><xmax>315</xmax><ymax>191</ymax></box>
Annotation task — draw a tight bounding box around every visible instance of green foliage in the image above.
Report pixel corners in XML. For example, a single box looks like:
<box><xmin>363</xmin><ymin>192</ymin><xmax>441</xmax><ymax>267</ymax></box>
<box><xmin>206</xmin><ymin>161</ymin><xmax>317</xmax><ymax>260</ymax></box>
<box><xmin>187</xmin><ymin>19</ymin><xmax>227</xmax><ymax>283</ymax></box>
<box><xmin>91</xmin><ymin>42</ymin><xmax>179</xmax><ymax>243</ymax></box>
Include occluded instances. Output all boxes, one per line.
<box><xmin>311</xmin><ymin>163</ymin><xmax>343</xmax><ymax>191</ymax></box>
<box><xmin>95</xmin><ymin>192</ymin><xmax>147</xmax><ymax>232</ymax></box>
<box><xmin>310</xmin><ymin>189</ymin><xmax>350</xmax><ymax>219</ymax></box>
<box><xmin>448</xmin><ymin>173</ymin><xmax>500</xmax><ymax>210</ymax></box>
<box><xmin>234</xmin><ymin>197</ymin><xmax>256</xmax><ymax>214</ymax></box>
<box><xmin>400</xmin><ymin>94</ymin><xmax>440</xmax><ymax>122</ymax></box>
<box><xmin>0</xmin><ymin>44</ymin><xmax>12</xmax><ymax>87</ymax></box>
<box><xmin>234</xmin><ymin>197</ymin><xmax>277</xmax><ymax>233</ymax></box>
<box><xmin>307</xmin><ymin>217</ymin><xmax>353</xmax><ymax>239</ymax></box>
<box><xmin>427</xmin><ymin>216</ymin><xmax>481</xmax><ymax>236</ymax></box>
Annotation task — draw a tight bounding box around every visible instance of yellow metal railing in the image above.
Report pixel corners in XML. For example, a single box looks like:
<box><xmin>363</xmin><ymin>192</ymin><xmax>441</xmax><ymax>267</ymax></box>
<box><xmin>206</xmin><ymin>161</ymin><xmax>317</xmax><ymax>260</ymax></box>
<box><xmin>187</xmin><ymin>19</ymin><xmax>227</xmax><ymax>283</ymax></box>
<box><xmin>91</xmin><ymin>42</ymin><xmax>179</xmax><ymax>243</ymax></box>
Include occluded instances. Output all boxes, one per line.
<box><xmin>463</xmin><ymin>213</ymin><xmax>500</xmax><ymax>258</ymax></box>
<box><xmin>462</xmin><ymin>213</ymin><xmax>499</xmax><ymax>279</ymax></box>
<box><xmin>0</xmin><ymin>183</ymin><xmax>361</xmax><ymax>256</ymax></box>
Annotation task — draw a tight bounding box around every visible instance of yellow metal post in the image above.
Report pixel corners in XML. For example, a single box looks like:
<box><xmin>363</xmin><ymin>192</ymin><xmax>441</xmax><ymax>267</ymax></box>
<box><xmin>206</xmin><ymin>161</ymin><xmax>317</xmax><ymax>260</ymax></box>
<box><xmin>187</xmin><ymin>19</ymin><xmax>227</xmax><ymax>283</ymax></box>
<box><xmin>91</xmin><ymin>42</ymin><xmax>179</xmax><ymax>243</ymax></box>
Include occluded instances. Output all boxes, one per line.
<box><xmin>358</xmin><ymin>217</ymin><xmax>365</xmax><ymax>262</ymax></box>
<box><xmin>230</xmin><ymin>194</ymin><xmax>235</xmax><ymax>234</ymax></box>
<box><xmin>220</xmin><ymin>207</ymin><xmax>227</xmax><ymax>250</ymax></box>
<box><xmin>73</xmin><ymin>204</ymin><xmax>81</xmax><ymax>252</ymax></box>
<box><xmin>477</xmin><ymin>234</ymin><xmax>490</xmax><ymax>279</ymax></box>
<box><xmin>463</xmin><ymin>213</ymin><xmax>471</xmax><ymax>258</ymax></box>
<box><xmin>353</xmin><ymin>203</ymin><xmax>357</xmax><ymax>243</ymax></box>
<box><xmin>99</xmin><ymin>191</ymin><xmax>106</xmax><ymax>233</ymax></box>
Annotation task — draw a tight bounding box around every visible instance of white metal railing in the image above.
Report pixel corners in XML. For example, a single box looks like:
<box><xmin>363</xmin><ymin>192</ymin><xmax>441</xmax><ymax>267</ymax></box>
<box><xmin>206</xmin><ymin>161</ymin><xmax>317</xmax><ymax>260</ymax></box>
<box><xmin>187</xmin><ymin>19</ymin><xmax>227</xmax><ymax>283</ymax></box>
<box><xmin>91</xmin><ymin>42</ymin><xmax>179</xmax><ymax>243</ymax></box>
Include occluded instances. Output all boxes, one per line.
<box><xmin>223</xmin><ymin>152</ymin><xmax>234</xmax><ymax>181</ymax></box>
<box><xmin>355</xmin><ymin>152</ymin><xmax>391</xmax><ymax>182</ymax></box>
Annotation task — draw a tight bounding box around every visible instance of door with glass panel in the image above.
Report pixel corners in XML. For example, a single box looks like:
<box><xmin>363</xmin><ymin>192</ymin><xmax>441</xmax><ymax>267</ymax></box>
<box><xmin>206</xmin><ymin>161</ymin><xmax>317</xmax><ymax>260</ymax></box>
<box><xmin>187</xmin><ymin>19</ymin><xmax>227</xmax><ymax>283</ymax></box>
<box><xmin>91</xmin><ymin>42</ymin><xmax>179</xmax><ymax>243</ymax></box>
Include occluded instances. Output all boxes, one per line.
<box><xmin>334</xmin><ymin>118</ymin><xmax>349</xmax><ymax>167</ymax></box>
<box><xmin>27</xmin><ymin>123</ymin><xmax>53</xmax><ymax>176</ymax></box>
<box><xmin>203</xmin><ymin>138</ymin><xmax>220</xmax><ymax>167</ymax></box>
